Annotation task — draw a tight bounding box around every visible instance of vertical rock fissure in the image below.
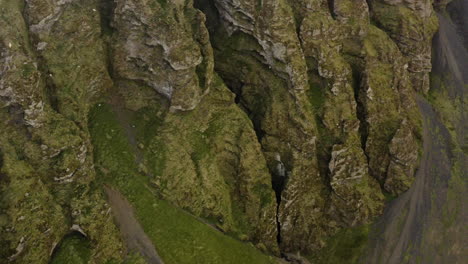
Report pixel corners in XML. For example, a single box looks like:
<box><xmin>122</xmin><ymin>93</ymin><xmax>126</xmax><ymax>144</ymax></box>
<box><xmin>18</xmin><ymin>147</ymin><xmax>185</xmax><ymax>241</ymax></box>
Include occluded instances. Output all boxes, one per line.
<box><xmin>327</xmin><ymin>0</ymin><xmax>337</xmax><ymax>19</ymax></box>
<box><xmin>272</xmin><ymin>170</ymin><xmax>285</xmax><ymax>248</ymax></box>
<box><xmin>351</xmin><ymin>67</ymin><xmax>370</xmax><ymax>159</ymax></box>
<box><xmin>365</xmin><ymin>0</ymin><xmax>373</xmax><ymax>13</ymax></box>
<box><xmin>98</xmin><ymin>0</ymin><xmax>116</xmax><ymax>80</ymax></box>
<box><xmin>220</xmin><ymin>75</ymin><xmax>285</xmax><ymax>249</ymax></box>
<box><xmin>193</xmin><ymin>0</ymin><xmax>287</xmax><ymax>252</ymax></box>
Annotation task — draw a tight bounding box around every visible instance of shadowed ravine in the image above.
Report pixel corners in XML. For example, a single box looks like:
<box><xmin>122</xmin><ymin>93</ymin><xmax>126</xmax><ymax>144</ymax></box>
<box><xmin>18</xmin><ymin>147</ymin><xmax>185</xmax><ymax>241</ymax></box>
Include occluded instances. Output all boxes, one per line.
<box><xmin>363</xmin><ymin>1</ymin><xmax>467</xmax><ymax>263</ymax></box>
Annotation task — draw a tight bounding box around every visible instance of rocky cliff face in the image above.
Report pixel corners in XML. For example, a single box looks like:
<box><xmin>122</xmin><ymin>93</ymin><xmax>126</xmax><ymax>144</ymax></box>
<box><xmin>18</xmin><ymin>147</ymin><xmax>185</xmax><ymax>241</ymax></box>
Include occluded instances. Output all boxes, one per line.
<box><xmin>0</xmin><ymin>0</ymin><xmax>442</xmax><ymax>263</ymax></box>
<box><xmin>199</xmin><ymin>0</ymin><xmax>429</xmax><ymax>254</ymax></box>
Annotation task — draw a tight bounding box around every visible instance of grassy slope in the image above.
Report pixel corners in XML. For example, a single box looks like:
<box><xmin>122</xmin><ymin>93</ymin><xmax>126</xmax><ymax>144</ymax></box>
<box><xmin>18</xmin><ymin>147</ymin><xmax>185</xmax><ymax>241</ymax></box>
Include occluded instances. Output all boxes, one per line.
<box><xmin>305</xmin><ymin>224</ymin><xmax>370</xmax><ymax>264</ymax></box>
<box><xmin>50</xmin><ymin>234</ymin><xmax>91</xmax><ymax>264</ymax></box>
<box><xmin>88</xmin><ymin>103</ymin><xmax>277</xmax><ymax>264</ymax></box>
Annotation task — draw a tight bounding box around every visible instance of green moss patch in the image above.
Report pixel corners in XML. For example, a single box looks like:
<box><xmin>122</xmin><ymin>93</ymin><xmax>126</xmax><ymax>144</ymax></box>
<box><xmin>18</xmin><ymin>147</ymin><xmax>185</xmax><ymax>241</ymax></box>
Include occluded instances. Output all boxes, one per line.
<box><xmin>50</xmin><ymin>233</ymin><xmax>91</xmax><ymax>264</ymax></box>
<box><xmin>307</xmin><ymin>80</ymin><xmax>326</xmax><ymax>116</ymax></box>
<box><xmin>88</xmin><ymin>103</ymin><xmax>277</xmax><ymax>264</ymax></box>
<box><xmin>306</xmin><ymin>224</ymin><xmax>370</xmax><ymax>264</ymax></box>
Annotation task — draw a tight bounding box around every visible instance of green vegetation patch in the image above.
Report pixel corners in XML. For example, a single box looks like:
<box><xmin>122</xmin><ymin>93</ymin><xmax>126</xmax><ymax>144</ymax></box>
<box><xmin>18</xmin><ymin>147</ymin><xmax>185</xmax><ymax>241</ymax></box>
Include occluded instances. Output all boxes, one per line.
<box><xmin>307</xmin><ymin>80</ymin><xmax>326</xmax><ymax>116</ymax></box>
<box><xmin>88</xmin><ymin>103</ymin><xmax>277</xmax><ymax>264</ymax></box>
<box><xmin>306</xmin><ymin>224</ymin><xmax>370</xmax><ymax>264</ymax></box>
<box><xmin>50</xmin><ymin>233</ymin><xmax>91</xmax><ymax>264</ymax></box>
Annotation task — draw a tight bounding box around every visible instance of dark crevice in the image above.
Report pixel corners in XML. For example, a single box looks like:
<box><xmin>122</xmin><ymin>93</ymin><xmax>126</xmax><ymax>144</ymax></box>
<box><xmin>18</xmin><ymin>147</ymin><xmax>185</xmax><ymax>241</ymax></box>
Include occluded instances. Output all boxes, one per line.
<box><xmin>350</xmin><ymin>66</ymin><xmax>370</xmax><ymax>154</ymax></box>
<box><xmin>45</xmin><ymin>73</ymin><xmax>60</xmax><ymax>112</ymax></box>
<box><xmin>316</xmin><ymin>136</ymin><xmax>334</xmax><ymax>194</ymax></box>
<box><xmin>275</xmin><ymin>203</ymin><xmax>283</xmax><ymax>248</ymax></box>
<box><xmin>223</xmin><ymin>80</ymin><xmax>285</xmax><ymax>246</ymax></box>
<box><xmin>365</xmin><ymin>0</ymin><xmax>373</xmax><ymax>13</ymax></box>
<box><xmin>194</xmin><ymin>0</ymin><xmax>287</xmax><ymax>254</ymax></box>
<box><xmin>251</xmin><ymin>119</ymin><xmax>267</xmax><ymax>143</ymax></box>
<box><xmin>271</xmin><ymin>169</ymin><xmax>286</xmax><ymax>246</ymax></box>
<box><xmin>98</xmin><ymin>0</ymin><xmax>115</xmax><ymax>36</ymax></box>
<box><xmin>233</xmin><ymin>90</ymin><xmax>241</xmax><ymax>104</ymax></box>
<box><xmin>193</xmin><ymin>0</ymin><xmax>220</xmax><ymax>35</ymax></box>
<box><xmin>315</xmin><ymin>114</ymin><xmax>335</xmax><ymax>193</ymax></box>
<box><xmin>218</xmin><ymin>74</ymin><xmax>267</xmax><ymax>142</ymax></box>
<box><xmin>342</xmin><ymin>52</ymin><xmax>371</xmax><ymax>165</ymax></box>
<box><xmin>327</xmin><ymin>0</ymin><xmax>337</xmax><ymax>19</ymax></box>
<box><xmin>98</xmin><ymin>0</ymin><xmax>116</xmax><ymax>80</ymax></box>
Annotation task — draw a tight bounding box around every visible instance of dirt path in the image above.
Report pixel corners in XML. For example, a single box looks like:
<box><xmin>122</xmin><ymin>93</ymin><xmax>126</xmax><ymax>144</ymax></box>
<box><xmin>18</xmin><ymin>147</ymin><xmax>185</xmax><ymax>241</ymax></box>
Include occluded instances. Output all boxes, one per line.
<box><xmin>105</xmin><ymin>186</ymin><xmax>164</xmax><ymax>264</ymax></box>
<box><xmin>363</xmin><ymin>3</ymin><xmax>467</xmax><ymax>263</ymax></box>
<box><xmin>364</xmin><ymin>96</ymin><xmax>452</xmax><ymax>264</ymax></box>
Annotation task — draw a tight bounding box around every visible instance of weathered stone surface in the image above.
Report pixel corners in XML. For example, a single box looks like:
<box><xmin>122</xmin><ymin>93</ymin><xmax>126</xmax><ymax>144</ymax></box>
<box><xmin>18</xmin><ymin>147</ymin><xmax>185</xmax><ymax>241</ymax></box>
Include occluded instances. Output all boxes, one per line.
<box><xmin>0</xmin><ymin>1</ymin><xmax>124</xmax><ymax>263</ymax></box>
<box><xmin>359</xmin><ymin>25</ymin><xmax>421</xmax><ymax>193</ymax></box>
<box><xmin>370</xmin><ymin>0</ymin><xmax>438</xmax><ymax>93</ymax></box>
<box><xmin>112</xmin><ymin>0</ymin><xmax>213</xmax><ymax>111</ymax></box>
<box><xmin>25</xmin><ymin>0</ymin><xmax>112</xmax><ymax>124</ymax></box>
<box><xmin>214</xmin><ymin>0</ymin><xmax>309</xmax><ymax>91</ymax></box>
<box><xmin>385</xmin><ymin>119</ymin><xmax>420</xmax><ymax>194</ymax></box>
<box><xmin>328</xmin><ymin>136</ymin><xmax>384</xmax><ymax>226</ymax></box>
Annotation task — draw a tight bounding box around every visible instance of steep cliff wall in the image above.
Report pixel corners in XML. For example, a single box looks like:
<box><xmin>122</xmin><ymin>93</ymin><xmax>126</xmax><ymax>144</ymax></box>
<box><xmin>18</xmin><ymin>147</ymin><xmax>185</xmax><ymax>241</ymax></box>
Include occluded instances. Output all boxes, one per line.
<box><xmin>0</xmin><ymin>0</ymin><xmax>450</xmax><ymax>263</ymax></box>
<box><xmin>196</xmin><ymin>0</ymin><xmax>429</xmax><ymax>254</ymax></box>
